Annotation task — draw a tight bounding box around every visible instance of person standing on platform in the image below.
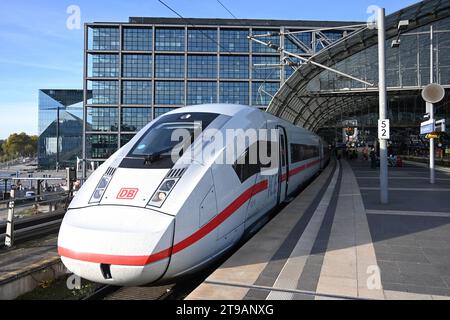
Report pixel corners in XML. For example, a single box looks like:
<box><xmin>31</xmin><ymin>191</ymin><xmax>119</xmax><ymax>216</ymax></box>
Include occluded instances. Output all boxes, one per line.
<box><xmin>370</xmin><ymin>148</ymin><xmax>377</xmax><ymax>169</ymax></box>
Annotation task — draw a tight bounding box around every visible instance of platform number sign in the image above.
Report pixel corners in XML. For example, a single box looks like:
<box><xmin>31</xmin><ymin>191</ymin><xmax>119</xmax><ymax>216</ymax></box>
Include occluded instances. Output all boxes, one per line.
<box><xmin>378</xmin><ymin>119</ymin><xmax>390</xmax><ymax>140</ymax></box>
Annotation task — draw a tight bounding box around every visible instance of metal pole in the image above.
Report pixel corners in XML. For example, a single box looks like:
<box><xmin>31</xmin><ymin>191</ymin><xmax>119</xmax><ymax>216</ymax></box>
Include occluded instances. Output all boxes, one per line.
<box><xmin>5</xmin><ymin>201</ymin><xmax>15</xmax><ymax>248</ymax></box>
<box><xmin>429</xmin><ymin>25</ymin><xmax>435</xmax><ymax>184</ymax></box>
<box><xmin>56</xmin><ymin>106</ymin><xmax>60</xmax><ymax>172</ymax></box>
<box><xmin>378</xmin><ymin>7</ymin><xmax>389</xmax><ymax>204</ymax></box>
<box><xmin>82</xmin><ymin>24</ymin><xmax>88</xmax><ymax>181</ymax></box>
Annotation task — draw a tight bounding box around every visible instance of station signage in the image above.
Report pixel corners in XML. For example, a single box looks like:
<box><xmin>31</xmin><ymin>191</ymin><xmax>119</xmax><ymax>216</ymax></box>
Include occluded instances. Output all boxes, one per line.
<box><xmin>435</xmin><ymin>119</ymin><xmax>446</xmax><ymax>133</ymax></box>
<box><xmin>420</xmin><ymin>119</ymin><xmax>435</xmax><ymax>135</ymax></box>
<box><xmin>378</xmin><ymin>119</ymin><xmax>390</xmax><ymax>140</ymax></box>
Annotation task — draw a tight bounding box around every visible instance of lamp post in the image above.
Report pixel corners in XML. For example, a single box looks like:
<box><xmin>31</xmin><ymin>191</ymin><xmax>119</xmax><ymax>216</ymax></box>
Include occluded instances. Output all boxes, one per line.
<box><xmin>56</xmin><ymin>106</ymin><xmax>60</xmax><ymax>172</ymax></box>
<box><xmin>394</xmin><ymin>23</ymin><xmax>446</xmax><ymax>184</ymax></box>
<box><xmin>378</xmin><ymin>7</ymin><xmax>389</xmax><ymax>204</ymax></box>
<box><xmin>429</xmin><ymin>25</ymin><xmax>435</xmax><ymax>184</ymax></box>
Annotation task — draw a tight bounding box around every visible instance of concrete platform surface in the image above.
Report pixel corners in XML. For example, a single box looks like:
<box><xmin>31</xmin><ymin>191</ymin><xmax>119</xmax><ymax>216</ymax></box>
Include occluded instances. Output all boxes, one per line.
<box><xmin>0</xmin><ymin>234</ymin><xmax>63</xmax><ymax>300</ymax></box>
<box><xmin>186</xmin><ymin>158</ymin><xmax>450</xmax><ymax>300</ymax></box>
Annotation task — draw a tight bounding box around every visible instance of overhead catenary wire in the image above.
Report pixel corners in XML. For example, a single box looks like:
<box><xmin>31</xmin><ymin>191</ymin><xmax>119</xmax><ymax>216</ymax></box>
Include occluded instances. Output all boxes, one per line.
<box><xmin>215</xmin><ymin>0</ymin><xmax>256</xmax><ymax>29</ymax></box>
<box><xmin>157</xmin><ymin>0</ymin><xmax>235</xmax><ymax>55</ymax></box>
<box><xmin>215</xmin><ymin>0</ymin><xmax>239</xmax><ymax>20</ymax></box>
<box><xmin>248</xmin><ymin>35</ymin><xmax>375</xmax><ymax>87</ymax></box>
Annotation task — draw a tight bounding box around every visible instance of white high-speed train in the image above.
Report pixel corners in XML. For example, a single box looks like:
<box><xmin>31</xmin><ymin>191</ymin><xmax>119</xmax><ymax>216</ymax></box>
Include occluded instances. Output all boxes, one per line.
<box><xmin>58</xmin><ymin>104</ymin><xmax>330</xmax><ymax>286</ymax></box>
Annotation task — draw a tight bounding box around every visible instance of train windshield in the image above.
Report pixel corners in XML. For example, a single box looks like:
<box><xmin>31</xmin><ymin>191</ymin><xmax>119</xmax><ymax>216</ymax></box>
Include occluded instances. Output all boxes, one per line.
<box><xmin>121</xmin><ymin>112</ymin><xmax>220</xmax><ymax>169</ymax></box>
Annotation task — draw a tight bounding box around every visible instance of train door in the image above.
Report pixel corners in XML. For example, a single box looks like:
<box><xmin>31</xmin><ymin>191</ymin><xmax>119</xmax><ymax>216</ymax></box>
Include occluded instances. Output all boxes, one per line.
<box><xmin>277</xmin><ymin>126</ymin><xmax>289</xmax><ymax>204</ymax></box>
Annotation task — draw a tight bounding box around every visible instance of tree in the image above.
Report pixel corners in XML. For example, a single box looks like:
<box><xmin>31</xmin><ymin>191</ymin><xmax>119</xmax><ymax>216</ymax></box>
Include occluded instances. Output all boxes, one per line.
<box><xmin>0</xmin><ymin>140</ymin><xmax>4</xmax><ymax>157</ymax></box>
<box><xmin>2</xmin><ymin>133</ymin><xmax>38</xmax><ymax>159</ymax></box>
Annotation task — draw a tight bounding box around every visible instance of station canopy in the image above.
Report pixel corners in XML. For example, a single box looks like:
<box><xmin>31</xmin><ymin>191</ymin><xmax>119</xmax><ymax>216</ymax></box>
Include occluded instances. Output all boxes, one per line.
<box><xmin>267</xmin><ymin>0</ymin><xmax>450</xmax><ymax>133</ymax></box>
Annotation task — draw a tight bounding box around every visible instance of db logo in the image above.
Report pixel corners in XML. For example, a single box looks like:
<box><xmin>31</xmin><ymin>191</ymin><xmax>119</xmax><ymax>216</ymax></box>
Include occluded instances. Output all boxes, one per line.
<box><xmin>117</xmin><ymin>188</ymin><xmax>139</xmax><ymax>200</ymax></box>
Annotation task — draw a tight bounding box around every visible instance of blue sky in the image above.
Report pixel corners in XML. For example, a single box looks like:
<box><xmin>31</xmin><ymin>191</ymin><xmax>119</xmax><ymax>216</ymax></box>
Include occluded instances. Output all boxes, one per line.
<box><xmin>0</xmin><ymin>0</ymin><xmax>420</xmax><ymax>139</ymax></box>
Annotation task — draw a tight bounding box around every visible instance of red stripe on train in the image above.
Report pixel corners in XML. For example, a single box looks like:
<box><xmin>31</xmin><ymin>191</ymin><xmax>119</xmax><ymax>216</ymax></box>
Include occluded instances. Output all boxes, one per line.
<box><xmin>280</xmin><ymin>158</ymin><xmax>321</xmax><ymax>182</ymax></box>
<box><xmin>58</xmin><ymin>180</ymin><xmax>268</xmax><ymax>266</ymax></box>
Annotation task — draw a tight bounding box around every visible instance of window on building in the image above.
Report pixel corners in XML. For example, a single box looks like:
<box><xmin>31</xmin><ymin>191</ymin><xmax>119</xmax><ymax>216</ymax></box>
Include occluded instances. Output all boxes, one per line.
<box><xmin>316</xmin><ymin>31</ymin><xmax>343</xmax><ymax>52</ymax></box>
<box><xmin>155</xmin><ymin>81</ymin><xmax>185</xmax><ymax>105</ymax></box>
<box><xmin>187</xmin><ymin>55</ymin><xmax>217</xmax><ymax>79</ymax></box>
<box><xmin>187</xmin><ymin>81</ymin><xmax>217</xmax><ymax>105</ymax></box>
<box><xmin>89</xmin><ymin>80</ymin><xmax>119</xmax><ymax>105</ymax></box>
<box><xmin>92</xmin><ymin>27</ymin><xmax>120</xmax><ymax>50</ymax></box>
<box><xmin>284</xmin><ymin>31</ymin><xmax>312</xmax><ymax>54</ymax></box>
<box><xmin>89</xmin><ymin>54</ymin><xmax>119</xmax><ymax>77</ymax></box>
<box><xmin>188</xmin><ymin>29</ymin><xmax>218</xmax><ymax>52</ymax></box>
<box><xmin>123</xmin><ymin>54</ymin><xmax>152</xmax><ymax>78</ymax></box>
<box><xmin>87</xmin><ymin>134</ymin><xmax>118</xmax><ymax>159</ymax></box>
<box><xmin>155</xmin><ymin>28</ymin><xmax>185</xmax><ymax>51</ymax></box>
<box><xmin>121</xmin><ymin>107</ymin><xmax>152</xmax><ymax>132</ymax></box>
<box><xmin>220</xmin><ymin>29</ymin><xmax>249</xmax><ymax>53</ymax></box>
<box><xmin>87</xmin><ymin>107</ymin><xmax>118</xmax><ymax>132</ymax></box>
<box><xmin>122</xmin><ymin>81</ymin><xmax>152</xmax><ymax>105</ymax></box>
<box><xmin>252</xmin><ymin>82</ymin><xmax>279</xmax><ymax>106</ymax></box>
<box><xmin>120</xmin><ymin>134</ymin><xmax>136</xmax><ymax>147</ymax></box>
<box><xmin>220</xmin><ymin>55</ymin><xmax>249</xmax><ymax>79</ymax></box>
<box><xmin>252</xmin><ymin>56</ymin><xmax>280</xmax><ymax>80</ymax></box>
<box><xmin>154</xmin><ymin>107</ymin><xmax>177</xmax><ymax>118</ymax></box>
<box><xmin>155</xmin><ymin>54</ymin><xmax>185</xmax><ymax>78</ymax></box>
<box><xmin>252</xmin><ymin>29</ymin><xmax>280</xmax><ymax>53</ymax></box>
<box><xmin>219</xmin><ymin>82</ymin><xmax>249</xmax><ymax>105</ymax></box>
<box><xmin>123</xmin><ymin>28</ymin><xmax>152</xmax><ymax>51</ymax></box>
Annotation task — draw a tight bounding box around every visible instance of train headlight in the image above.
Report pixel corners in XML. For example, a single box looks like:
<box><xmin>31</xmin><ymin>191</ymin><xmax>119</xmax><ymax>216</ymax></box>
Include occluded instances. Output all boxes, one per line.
<box><xmin>148</xmin><ymin>178</ymin><xmax>178</xmax><ymax>208</ymax></box>
<box><xmin>152</xmin><ymin>192</ymin><xmax>167</xmax><ymax>202</ymax></box>
<box><xmin>89</xmin><ymin>175</ymin><xmax>112</xmax><ymax>204</ymax></box>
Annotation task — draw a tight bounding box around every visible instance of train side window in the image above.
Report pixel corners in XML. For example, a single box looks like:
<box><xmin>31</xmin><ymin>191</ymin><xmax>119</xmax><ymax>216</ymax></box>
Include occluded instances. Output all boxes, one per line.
<box><xmin>232</xmin><ymin>143</ymin><xmax>261</xmax><ymax>183</ymax></box>
<box><xmin>290</xmin><ymin>143</ymin><xmax>319</xmax><ymax>163</ymax></box>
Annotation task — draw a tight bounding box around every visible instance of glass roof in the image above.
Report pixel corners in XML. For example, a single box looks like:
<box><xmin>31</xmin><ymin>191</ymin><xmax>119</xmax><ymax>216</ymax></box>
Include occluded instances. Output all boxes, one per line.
<box><xmin>267</xmin><ymin>0</ymin><xmax>450</xmax><ymax>132</ymax></box>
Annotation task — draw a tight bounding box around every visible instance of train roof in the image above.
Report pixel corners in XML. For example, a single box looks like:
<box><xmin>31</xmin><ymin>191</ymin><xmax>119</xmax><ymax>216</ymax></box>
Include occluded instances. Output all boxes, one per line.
<box><xmin>161</xmin><ymin>104</ymin><xmax>322</xmax><ymax>140</ymax></box>
<box><xmin>163</xmin><ymin>104</ymin><xmax>259</xmax><ymax>117</ymax></box>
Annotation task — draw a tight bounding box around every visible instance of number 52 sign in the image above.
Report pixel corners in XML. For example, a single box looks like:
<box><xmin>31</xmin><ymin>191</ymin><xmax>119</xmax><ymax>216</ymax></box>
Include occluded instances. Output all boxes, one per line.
<box><xmin>378</xmin><ymin>119</ymin><xmax>390</xmax><ymax>140</ymax></box>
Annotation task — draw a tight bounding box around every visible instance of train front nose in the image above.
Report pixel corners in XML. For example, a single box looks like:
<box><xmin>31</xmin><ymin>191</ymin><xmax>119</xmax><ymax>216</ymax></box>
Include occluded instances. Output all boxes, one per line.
<box><xmin>58</xmin><ymin>205</ymin><xmax>174</xmax><ymax>286</ymax></box>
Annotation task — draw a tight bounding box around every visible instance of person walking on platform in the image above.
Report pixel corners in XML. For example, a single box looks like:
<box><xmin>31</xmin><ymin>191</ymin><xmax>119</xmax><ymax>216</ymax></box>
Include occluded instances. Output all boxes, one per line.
<box><xmin>370</xmin><ymin>148</ymin><xmax>377</xmax><ymax>169</ymax></box>
<box><xmin>363</xmin><ymin>146</ymin><xmax>369</xmax><ymax>161</ymax></box>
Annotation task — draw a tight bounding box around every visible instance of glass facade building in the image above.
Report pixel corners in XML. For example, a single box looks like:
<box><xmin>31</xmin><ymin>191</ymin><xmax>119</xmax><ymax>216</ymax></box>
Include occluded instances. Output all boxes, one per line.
<box><xmin>38</xmin><ymin>90</ymin><xmax>92</xmax><ymax>169</ymax></box>
<box><xmin>84</xmin><ymin>17</ymin><xmax>357</xmax><ymax>161</ymax></box>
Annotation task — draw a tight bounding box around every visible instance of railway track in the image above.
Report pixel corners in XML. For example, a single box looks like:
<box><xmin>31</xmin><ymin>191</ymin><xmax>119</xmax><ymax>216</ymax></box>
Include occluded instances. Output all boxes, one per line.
<box><xmin>83</xmin><ymin>284</ymin><xmax>174</xmax><ymax>300</ymax></box>
<box><xmin>0</xmin><ymin>210</ymin><xmax>65</xmax><ymax>246</ymax></box>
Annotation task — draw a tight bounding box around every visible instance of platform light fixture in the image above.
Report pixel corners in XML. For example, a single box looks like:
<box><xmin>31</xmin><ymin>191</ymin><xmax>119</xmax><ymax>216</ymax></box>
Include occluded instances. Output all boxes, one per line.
<box><xmin>391</xmin><ymin>39</ymin><xmax>401</xmax><ymax>48</ymax></box>
<box><xmin>397</xmin><ymin>20</ymin><xmax>410</xmax><ymax>30</ymax></box>
<box><xmin>391</xmin><ymin>20</ymin><xmax>409</xmax><ymax>48</ymax></box>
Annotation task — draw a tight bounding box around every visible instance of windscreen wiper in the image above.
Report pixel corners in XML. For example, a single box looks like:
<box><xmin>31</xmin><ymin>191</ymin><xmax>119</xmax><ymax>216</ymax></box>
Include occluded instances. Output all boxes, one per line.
<box><xmin>143</xmin><ymin>147</ymin><xmax>173</xmax><ymax>165</ymax></box>
<box><xmin>144</xmin><ymin>153</ymin><xmax>161</xmax><ymax>165</ymax></box>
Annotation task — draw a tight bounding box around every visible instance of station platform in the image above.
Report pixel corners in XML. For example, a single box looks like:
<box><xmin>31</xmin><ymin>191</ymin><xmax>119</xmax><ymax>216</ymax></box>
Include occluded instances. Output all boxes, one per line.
<box><xmin>187</xmin><ymin>158</ymin><xmax>450</xmax><ymax>300</ymax></box>
<box><xmin>0</xmin><ymin>235</ymin><xmax>64</xmax><ymax>300</ymax></box>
